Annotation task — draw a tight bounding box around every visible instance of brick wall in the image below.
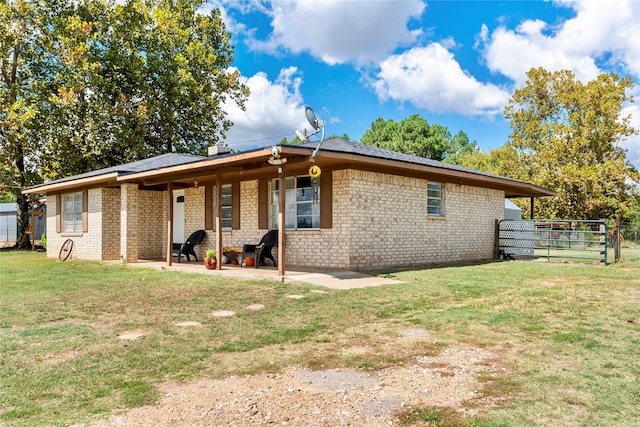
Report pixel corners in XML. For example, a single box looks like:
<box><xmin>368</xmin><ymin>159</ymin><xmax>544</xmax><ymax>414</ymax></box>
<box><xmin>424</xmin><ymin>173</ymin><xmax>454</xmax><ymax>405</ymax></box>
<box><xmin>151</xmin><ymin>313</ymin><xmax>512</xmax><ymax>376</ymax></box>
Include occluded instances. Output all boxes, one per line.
<box><xmin>275</xmin><ymin>169</ymin><xmax>504</xmax><ymax>269</ymax></box>
<box><xmin>284</xmin><ymin>170</ymin><xmax>351</xmax><ymax>268</ymax></box>
<box><xmin>225</xmin><ymin>180</ymin><xmax>264</xmax><ymax>252</ymax></box>
<box><xmin>184</xmin><ymin>187</ymin><xmax>207</xmax><ymax>261</ymax></box>
<box><xmin>102</xmin><ymin>188</ymin><xmax>120</xmax><ymax>260</ymax></box>
<box><xmin>138</xmin><ymin>189</ymin><xmax>167</xmax><ymax>260</ymax></box>
<box><xmin>120</xmin><ymin>184</ymin><xmax>138</xmax><ymax>262</ymax></box>
<box><xmin>346</xmin><ymin>170</ymin><xmax>504</xmax><ymax>269</ymax></box>
<box><xmin>45</xmin><ymin>189</ymin><xmax>104</xmax><ymax>261</ymax></box>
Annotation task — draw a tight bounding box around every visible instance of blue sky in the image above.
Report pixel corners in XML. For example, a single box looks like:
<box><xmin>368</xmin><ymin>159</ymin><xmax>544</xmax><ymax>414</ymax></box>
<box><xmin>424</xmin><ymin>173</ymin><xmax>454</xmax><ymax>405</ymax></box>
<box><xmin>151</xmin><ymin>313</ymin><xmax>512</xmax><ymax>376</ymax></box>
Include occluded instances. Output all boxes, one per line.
<box><xmin>206</xmin><ymin>0</ymin><xmax>640</xmax><ymax>167</ymax></box>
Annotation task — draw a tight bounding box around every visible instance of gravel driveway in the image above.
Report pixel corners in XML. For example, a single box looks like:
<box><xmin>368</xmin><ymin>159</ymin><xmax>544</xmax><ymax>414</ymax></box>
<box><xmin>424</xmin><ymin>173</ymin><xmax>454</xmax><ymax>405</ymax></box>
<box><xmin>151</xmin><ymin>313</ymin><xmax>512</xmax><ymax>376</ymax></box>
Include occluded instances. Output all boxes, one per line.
<box><xmin>92</xmin><ymin>345</ymin><xmax>498</xmax><ymax>426</ymax></box>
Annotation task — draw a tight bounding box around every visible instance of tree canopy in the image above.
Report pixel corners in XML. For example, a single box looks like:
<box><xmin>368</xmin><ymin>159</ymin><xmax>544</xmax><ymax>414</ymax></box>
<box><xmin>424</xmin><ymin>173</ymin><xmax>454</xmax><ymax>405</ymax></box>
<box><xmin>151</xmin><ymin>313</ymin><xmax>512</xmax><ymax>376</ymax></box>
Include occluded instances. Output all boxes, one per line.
<box><xmin>360</xmin><ymin>114</ymin><xmax>477</xmax><ymax>162</ymax></box>
<box><xmin>456</xmin><ymin>68</ymin><xmax>639</xmax><ymax>220</ymax></box>
<box><xmin>1</xmin><ymin>0</ymin><xmax>248</xmax><ymax>243</ymax></box>
<box><xmin>279</xmin><ymin>133</ymin><xmax>350</xmax><ymax>145</ymax></box>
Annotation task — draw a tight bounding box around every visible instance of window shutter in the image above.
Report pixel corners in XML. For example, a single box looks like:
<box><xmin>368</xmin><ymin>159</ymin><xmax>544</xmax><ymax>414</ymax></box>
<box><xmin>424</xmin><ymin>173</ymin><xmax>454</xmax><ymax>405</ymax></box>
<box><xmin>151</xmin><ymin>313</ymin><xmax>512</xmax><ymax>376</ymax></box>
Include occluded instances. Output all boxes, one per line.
<box><xmin>82</xmin><ymin>190</ymin><xmax>88</xmax><ymax>232</ymax></box>
<box><xmin>258</xmin><ymin>179</ymin><xmax>268</xmax><ymax>229</ymax></box>
<box><xmin>232</xmin><ymin>182</ymin><xmax>240</xmax><ymax>230</ymax></box>
<box><xmin>204</xmin><ymin>184</ymin><xmax>213</xmax><ymax>230</ymax></box>
<box><xmin>56</xmin><ymin>195</ymin><xmax>61</xmax><ymax>233</ymax></box>
<box><xmin>320</xmin><ymin>171</ymin><xmax>332</xmax><ymax>229</ymax></box>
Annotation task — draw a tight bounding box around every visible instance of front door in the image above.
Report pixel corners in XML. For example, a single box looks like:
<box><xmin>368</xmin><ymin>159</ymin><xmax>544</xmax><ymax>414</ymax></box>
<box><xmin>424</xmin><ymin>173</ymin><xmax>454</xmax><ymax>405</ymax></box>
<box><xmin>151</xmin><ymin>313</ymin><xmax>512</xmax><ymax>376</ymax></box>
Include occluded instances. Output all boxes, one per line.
<box><xmin>173</xmin><ymin>190</ymin><xmax>185</xmax><ymax>244</ymax></box>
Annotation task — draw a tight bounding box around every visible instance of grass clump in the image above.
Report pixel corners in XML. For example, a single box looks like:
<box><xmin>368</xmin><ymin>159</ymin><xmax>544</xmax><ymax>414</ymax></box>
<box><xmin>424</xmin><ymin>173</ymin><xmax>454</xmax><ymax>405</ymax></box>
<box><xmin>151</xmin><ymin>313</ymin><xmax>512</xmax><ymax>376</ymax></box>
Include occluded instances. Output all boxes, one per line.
<box><xmin>397</xmin><ymin>406</ymin><xmax>475</xmax><ymax>426</ymax></box>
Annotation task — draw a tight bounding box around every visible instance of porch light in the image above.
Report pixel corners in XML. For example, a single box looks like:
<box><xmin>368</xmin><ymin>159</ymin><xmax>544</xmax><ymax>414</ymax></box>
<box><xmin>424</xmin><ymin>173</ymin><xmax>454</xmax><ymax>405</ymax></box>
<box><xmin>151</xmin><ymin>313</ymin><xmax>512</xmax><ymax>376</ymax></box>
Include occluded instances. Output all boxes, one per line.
<box><xmin>194</xmin><ymin>180</ymin><xmax>199</xmax><ymax>188</ymax></box>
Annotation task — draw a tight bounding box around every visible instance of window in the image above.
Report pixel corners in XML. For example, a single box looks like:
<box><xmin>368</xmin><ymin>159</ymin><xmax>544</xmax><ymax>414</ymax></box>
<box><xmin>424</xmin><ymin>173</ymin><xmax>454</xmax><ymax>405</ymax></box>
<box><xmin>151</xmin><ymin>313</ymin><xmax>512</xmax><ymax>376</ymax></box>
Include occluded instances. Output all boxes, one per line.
<box><xmin>220</xmin><ymin>184</ymin><xmax>232</xmax><ymax>230</ymax></box>
<box><xmin>427</xmin><ymin>182</ymin><xmax>444</xmax><ymax>216</ymax></box>
<box><xmin>62</xmin><ymin>192</ymin><xmax>83</xmax><ymax>232</ymax></box>
<box><xmin>270</xmin><ymin>176</ymin><xmax>320</xmax><ymax>230</ymax></box>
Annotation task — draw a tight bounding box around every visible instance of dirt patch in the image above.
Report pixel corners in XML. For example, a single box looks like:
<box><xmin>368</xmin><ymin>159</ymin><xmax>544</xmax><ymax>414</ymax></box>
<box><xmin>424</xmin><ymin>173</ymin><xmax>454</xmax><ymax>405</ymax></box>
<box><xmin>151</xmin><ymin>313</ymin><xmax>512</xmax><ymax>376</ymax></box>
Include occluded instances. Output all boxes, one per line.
<box><xmin>401</xmin><ymin>328</ymin><xmax>429</xmax><ymax>338</ymax></box>
<box><xmin>175</xmin><ymin>321</ymin><xmax>202</xmax><ymax>327</ymax></box>
<box><xmin>92</xmin><ymin>345</ymin><xmax>499</xmax><ymax>426</ymax></box>
<box><xmin>43</xmin><ymin>349</ymin><xmax>83</xmax><ymax>365</ymax></box>
<box><xmin>212</xmin><ymin>310</ymin><xmax>236</xmax><ymax>318</ymax></box>
<box><xmin>534</xmin><ymin>277</ymin><xmax>596</xmax><ymax>287</ymax></box>
<box><xmin>117</xmin><ymin>330</ymin><xmax>149</xmax><ymax>340</ymax></box>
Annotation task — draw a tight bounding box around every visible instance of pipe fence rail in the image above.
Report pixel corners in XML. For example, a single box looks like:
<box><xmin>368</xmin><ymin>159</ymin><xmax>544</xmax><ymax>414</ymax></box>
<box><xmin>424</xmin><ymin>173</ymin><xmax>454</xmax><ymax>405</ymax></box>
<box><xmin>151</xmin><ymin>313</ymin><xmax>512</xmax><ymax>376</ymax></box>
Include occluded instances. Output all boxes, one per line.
<box><xmin>497</xmin><ymin>219</ymin><xmax>608</xmax><ymax>265</ymax></box>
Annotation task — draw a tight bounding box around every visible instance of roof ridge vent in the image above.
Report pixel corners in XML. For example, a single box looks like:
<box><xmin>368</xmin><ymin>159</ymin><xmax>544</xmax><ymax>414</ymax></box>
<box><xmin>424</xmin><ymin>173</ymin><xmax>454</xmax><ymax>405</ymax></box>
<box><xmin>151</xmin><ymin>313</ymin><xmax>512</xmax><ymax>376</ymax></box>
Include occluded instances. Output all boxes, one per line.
<box><xmin>208</xmin><ymin>145</ymin><xmax>231</xmax><ymax>156</ymax></box>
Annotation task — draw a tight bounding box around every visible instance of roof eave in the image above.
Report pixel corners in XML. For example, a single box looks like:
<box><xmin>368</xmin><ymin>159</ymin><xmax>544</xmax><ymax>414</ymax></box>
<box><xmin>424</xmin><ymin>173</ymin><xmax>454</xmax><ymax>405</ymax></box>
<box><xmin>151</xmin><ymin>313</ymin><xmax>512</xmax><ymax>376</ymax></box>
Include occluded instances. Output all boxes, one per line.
<box><xmin>21</xmin><ymin>144</ymin><xmax>556</xmax><ymax>199</ymax></box>
<box><xmin>302</xmin><ymin>149</ymin><xmax>556</xmax><ymax>198</ymax></box>
<box><xmin>117</xmin><ymin>147</ymin><xmax>304</xmax><ymax>183</ymax></box>
<box><xmin>22</xmin><ymin>172</ymin><xmax>120</xmax><ymax>195</ymax></box>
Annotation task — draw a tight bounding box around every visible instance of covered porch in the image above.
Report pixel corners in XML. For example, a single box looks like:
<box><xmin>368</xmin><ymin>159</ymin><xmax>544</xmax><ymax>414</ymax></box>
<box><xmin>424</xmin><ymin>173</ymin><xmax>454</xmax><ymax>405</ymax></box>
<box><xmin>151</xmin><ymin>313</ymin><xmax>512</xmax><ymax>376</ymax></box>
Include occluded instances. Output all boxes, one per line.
<box><xmin>117</xmin><ymin>144</ymin><xmax>335</xmax><ymax>276</ymax></box>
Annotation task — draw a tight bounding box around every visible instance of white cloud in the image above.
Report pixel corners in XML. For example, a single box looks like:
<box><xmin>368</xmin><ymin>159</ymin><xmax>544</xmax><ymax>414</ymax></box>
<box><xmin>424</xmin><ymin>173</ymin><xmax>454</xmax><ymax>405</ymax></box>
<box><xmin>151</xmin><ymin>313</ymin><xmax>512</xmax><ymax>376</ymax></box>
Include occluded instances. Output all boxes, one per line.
<box><xmin>373</xmin><ymin>43</ymin><xmax>510</xmax><ymax>117</ymax></box>
<box><xmin>223</xmin><ymin>67</ymin><xmax>312</xmax><ymax>149</ymax></box>
<box><xmin>199</xmin><ymin>1</ymin><xmax>248</xmax><ymax>36</ymax></box>
<box><xmin>242</xmin><ymin>0</ymin><xmax>425</xmax><ymax>66</ymax></box>
<box><xmin>478</xmin><ymin>22</ymin><xmax>600</xmax><ymax>85</ymax></box>
<box><xmin>478</xmin><ymin>0</ymin><xmax>640</xmax><ymax>85</ymax></box>
<box><xmin>553</xmin><ymin>0</ymin><xmax>640</xmax><ymax>77</ymax></box>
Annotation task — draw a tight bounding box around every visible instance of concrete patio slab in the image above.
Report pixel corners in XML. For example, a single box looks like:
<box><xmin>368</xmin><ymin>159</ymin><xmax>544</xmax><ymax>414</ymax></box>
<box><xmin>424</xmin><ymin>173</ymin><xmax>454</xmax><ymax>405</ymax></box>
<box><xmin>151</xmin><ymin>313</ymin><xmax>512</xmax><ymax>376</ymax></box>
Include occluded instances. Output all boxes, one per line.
<box><xmin>120</xmin><ymin>260</ymin><xmax>402</xmax><ymax>290</ymax></box>
<box><xmin>287</xmin><ymin>270</ymin><xmax>402</xmax><ymax>290</ymax></box>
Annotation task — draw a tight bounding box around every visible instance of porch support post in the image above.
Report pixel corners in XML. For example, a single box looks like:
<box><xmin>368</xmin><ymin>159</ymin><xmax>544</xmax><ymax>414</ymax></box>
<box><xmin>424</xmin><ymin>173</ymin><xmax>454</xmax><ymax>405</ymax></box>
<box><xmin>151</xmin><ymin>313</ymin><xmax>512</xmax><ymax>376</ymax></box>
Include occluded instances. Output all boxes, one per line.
<box><xmin>278</xmin><ymin>168</ymin><xmax>285</xmax><ymax>276</ymax></box>
<box><xmin>530</xmin><ymin>197</ymin><xmax>535</xmax><ymax>219</ymax></box>
<box><xmin>166</xmin><ymin>181</ymin><xmax>173</xmax><ymax>266</ymax></box>
<box><xmin>215</xmin><ymin>175</ymin><xmax>222</xmax><ymax>270</ymax></box>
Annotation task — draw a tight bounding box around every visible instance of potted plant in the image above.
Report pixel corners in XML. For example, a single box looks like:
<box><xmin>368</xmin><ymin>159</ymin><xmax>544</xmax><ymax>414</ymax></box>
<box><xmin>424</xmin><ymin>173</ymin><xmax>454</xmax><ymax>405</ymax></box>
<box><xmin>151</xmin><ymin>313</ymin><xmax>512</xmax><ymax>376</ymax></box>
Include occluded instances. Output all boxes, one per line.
<box><xmin>228</xmin><ymin>250</ymin><xmax>239</xmax><ymax>265</ymax></box>
<box><xmin>204</xmin><ymin>248</ymin><xmax>216</xmax><ymax>270</ymax></box>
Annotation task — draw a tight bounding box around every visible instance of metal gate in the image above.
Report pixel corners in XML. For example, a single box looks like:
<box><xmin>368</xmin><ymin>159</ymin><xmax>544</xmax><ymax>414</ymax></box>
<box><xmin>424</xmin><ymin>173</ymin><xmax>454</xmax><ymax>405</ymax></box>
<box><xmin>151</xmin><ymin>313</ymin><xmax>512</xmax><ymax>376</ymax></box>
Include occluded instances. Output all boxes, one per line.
<box><xmin>497</xmin><ymin>220</ymin><xmax>608</xmax><ymax>265</ymax></box>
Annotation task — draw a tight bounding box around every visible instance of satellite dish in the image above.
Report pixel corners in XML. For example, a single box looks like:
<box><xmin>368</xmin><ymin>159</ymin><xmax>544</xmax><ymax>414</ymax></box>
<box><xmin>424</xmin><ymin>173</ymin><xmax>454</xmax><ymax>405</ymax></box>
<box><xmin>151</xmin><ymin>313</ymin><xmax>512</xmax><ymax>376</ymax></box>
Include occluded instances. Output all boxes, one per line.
<box><xmin>305</xmin><ymin>107</ymin><xmax>320</xmax><ymax>130</ymax></box>
<box><xmin>294</xmin><ymin>105</ymin><xmax>326</xmax><ymax>160</ymax></box>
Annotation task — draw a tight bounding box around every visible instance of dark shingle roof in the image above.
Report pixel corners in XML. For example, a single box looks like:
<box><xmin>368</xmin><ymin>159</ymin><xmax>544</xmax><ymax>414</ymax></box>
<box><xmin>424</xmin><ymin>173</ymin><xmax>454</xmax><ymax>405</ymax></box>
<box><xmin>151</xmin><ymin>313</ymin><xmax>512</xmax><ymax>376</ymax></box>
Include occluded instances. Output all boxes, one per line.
<box><xmin>292</xmin><ymin>138</ymin><xmax>526</xmax><ymax>184</ymax></box>
<box><xmin>25</xmin><ymin>138</ymin><xmax>554</xmax><ymax>197</ymax></box>
<box><xmin>32</xmin><ymin>153</ymin><xmax>206</xmax><ymax>188</ymax></box>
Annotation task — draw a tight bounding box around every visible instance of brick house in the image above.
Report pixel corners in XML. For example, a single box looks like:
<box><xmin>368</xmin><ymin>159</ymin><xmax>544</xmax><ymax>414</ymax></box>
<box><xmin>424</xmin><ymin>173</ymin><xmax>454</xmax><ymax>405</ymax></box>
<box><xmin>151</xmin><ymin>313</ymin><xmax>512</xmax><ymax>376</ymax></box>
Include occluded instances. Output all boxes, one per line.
<box><xmin>23</xmin><ymin>139</ymin><xmax>554</xmax><ymax>273</ymax></box>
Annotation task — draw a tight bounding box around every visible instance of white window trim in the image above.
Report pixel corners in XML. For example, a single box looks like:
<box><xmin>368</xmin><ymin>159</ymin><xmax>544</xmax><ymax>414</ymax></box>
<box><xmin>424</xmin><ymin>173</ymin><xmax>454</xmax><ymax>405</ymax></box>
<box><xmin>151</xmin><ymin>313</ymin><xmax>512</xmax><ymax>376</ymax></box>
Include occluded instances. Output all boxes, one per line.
<box><xmin>62</xmin><ymin>192</ymin><xmax>83</xmax><ymax>233</ymax></box>
<box><xmin>270</xmin><ymin>175</ymin><xmax>321</xmax><ymax>230</ymax></box>
<box><xmin>427</xmin><ymin>182</ymin><xmax>445</xmax><ymax>217</ymax></box>
<box><xmin>220</xmin><ymin>184</ymin><xmax>232</xmax><ymax>231</ymax></box>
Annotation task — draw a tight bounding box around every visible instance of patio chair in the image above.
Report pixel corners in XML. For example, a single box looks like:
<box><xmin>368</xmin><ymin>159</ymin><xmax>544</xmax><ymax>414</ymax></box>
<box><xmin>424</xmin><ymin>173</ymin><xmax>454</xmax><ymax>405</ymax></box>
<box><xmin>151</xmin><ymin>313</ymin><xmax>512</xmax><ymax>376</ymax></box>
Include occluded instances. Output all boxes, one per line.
<box><xmin>174</xmin><ymin>229</ymin><xmax>206</xmax><ymax>263</ymax></box>
<box><xmin>242</xmin><ymin>229</ymin><xmax>278</xmax><ymax>268</ymax></box>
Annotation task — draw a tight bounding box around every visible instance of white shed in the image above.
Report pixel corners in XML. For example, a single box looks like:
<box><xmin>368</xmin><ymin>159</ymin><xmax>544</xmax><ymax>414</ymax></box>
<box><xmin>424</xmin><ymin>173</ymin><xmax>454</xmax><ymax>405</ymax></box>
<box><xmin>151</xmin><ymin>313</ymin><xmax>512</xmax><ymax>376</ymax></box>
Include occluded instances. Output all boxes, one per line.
<box><xmin>505</xmin><ymin>199</ymin><xmax>522</xmax><ymax>220</ymax></box>
<box><xmin>0</xmin><ymin>203</ymin><xmax>17</xmax><ymax>243</ymax></box>
<box><xmin>0</xmin><ymin>203</ymin><xmax>46</xmax><ymax>244</ymax></box>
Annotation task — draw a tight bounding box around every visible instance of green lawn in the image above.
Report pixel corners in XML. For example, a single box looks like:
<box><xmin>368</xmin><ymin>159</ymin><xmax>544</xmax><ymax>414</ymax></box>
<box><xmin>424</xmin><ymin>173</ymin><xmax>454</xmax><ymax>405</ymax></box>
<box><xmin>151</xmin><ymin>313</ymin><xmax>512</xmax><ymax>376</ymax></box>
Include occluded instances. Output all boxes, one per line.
<box><xmin>1</xmin><ymin>248</ymin><xmax>639</xmax><ymax>426</ymax></box>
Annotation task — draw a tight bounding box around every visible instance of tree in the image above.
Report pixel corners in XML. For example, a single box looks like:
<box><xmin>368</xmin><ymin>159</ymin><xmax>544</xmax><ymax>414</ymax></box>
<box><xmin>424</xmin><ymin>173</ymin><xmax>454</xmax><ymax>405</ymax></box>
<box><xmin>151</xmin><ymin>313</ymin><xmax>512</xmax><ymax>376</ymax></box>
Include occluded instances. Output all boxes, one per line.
<box><xmin>279</xmin><ymin>132</ymin><xmax>350</xmax><ymax>145</ymax></box>
<box><xmin>279</xmin><ymin>135</ymin><xmax>304</xmax><ymax>145</ymax></box>
<box><xmin>1</xmin><ymin>0</ymin><xmax>248</xmax><ymax>244</ymax></box>
<box><xmin>36</xmin><ymin>0</ymin><xmax>249</xmax><ymax>178</ymax></box>
<box><xmin>360</xmin><ymin>114</ymin><xmax>477</xmax><ymax>161</ymax></box>
<box><xmin>503</xmin><ymin>68</ymin><xmax>639</xmax><ymax>219</ymax></box>
<box><xmin>1</xmin><ymin>0</ymin><xmax>54</xmax><ymax>246</ymax></box>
